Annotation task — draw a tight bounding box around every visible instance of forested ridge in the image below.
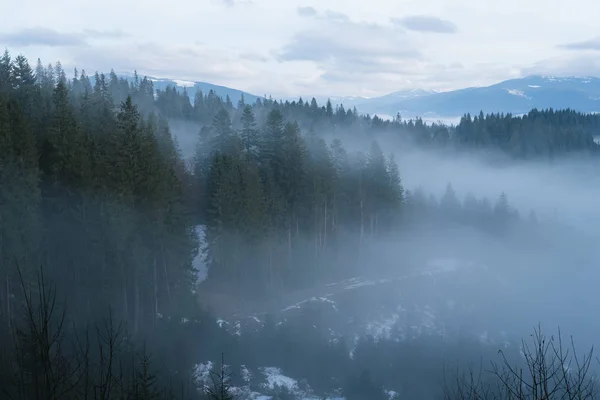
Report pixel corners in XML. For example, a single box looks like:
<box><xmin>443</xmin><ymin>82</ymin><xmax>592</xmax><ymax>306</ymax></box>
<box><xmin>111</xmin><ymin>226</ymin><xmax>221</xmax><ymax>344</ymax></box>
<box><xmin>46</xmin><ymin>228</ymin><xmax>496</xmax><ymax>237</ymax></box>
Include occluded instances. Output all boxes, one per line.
<box><xmin>0</xmin><ymin>50</ymin><xmax>599</xmax><ymax>399</ymax></box>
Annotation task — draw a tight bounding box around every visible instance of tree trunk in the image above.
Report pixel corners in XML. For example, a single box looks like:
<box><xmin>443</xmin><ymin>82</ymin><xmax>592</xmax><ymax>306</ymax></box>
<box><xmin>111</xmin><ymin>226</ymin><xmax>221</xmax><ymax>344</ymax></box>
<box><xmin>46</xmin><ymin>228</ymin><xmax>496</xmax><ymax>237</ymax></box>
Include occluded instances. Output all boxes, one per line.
<box><xmin>134</xmin><ymin>275</ymin><xmax>140</xmax><ymax>336</ymax></box>
<box><xmin>323</xmin><ymin>198</ymin><xmax>328</xmax><ymax>249</ymax></box>
<box><xmin>5</xmin><ymin>271</ymin><xmax>11</xmax><ymax>328</ymax></box>
<box><xmin>153</xmin><ymin>255</ymin><xmax>158</xmax><ymax>327</ymax></box>
<box><xmin>288</xmin><ymin>226</ymin><xmax>292</xmax><ymax>269</ymax></box>
<box><xmin>160</xmin><ymin>239</ymin><xmax>171</xmax><ymax>303</ymax></box>
<box><xmin>359</xmin><ymin>199</ymin><xmax>364</xmax><ymax>248</ymax></box>
<box><xmin>120</xmin><ymin>262</ymin><xmax>128</xmax><ymax>329</ymax></box>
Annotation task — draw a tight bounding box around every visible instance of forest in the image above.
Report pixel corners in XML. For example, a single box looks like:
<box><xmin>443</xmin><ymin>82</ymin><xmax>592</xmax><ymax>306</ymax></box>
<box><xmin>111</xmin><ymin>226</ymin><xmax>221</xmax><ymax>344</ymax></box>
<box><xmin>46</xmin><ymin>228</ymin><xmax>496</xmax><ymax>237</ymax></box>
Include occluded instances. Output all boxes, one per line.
<box><xmin>1</xmin><ymin>50</ymin><xmax>600</xmax><ymax>399</ymax></box>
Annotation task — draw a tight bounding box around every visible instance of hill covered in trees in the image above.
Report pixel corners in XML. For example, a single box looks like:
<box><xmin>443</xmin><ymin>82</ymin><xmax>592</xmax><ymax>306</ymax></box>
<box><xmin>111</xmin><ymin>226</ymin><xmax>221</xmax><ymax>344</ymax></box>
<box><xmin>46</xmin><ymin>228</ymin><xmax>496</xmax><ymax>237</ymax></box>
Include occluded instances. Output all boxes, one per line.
<box><xmin>1</xmin><ymin>50</ymin><xmax>600</xmax><ymax>399</ymax></box>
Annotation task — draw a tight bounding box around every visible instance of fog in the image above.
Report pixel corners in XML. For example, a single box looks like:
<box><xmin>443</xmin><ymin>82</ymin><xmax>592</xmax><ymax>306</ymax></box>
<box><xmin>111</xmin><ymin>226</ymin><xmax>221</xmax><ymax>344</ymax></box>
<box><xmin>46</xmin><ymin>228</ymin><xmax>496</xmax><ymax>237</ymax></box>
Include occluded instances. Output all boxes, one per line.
<box><xmin>165</xmin><ymin>111</ymin><xmax>600</xmax><ymax>395</ymax></box>
<box><xmin>387</xmin><ymin>145</ymin><xmax>600</xmax><ymax>352</ymax></box>
<box><xmin>396</xmin><ymin>147</ymin><xmax>600</xmax><ymax>230</ymax></box>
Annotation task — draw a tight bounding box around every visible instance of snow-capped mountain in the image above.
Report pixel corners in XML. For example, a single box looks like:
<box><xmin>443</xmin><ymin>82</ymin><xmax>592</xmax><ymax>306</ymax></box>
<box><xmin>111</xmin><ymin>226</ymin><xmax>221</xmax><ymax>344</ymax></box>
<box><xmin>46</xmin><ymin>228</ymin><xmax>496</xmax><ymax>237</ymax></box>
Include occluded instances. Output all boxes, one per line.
<box><xmin>116</xmin><ymin>73</ymin><xmax>263</xmax><ymax>105</ymax></box>
<box><xmin>114</xmin><ymin>73</ymin><xmax>600</xmax><ymax>120</ymax></box>
<box><xmin>350</xmin><ymin>76</ymin><xmax>600</xmax><ymax>119</ymax></box>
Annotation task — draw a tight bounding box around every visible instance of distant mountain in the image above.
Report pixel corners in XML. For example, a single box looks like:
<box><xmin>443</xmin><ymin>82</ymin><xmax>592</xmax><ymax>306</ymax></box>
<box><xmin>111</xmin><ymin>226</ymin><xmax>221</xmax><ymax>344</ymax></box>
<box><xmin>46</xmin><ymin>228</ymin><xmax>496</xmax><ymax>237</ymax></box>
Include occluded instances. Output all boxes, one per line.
<box><xmin>324</xmin><ymin>89</ymin><xmax>436</xmax><ymax>111</ymax></box>
<box><xmin>351</xmin><ymin>76</ymin><xmax>600</xmax><ymax>119</ymax></box>
<box><xmin>118</xmin><ymin>73</ymin><xmax>263</xmax><ymax>105</ymax></box>
<box><xmin>114</xmin><ymin>73</ymin><xmax>600</xmax><ymax>119</ymax></box>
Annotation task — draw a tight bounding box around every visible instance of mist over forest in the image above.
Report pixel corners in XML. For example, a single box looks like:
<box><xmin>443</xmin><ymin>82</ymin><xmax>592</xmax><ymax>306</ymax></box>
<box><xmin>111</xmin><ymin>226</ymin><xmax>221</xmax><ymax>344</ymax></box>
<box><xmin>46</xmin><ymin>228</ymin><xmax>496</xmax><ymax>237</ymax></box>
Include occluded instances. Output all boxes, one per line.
<box><xmin>2</xmin><ymin>51</ymin><xmax>600</xmax><ymax>399</ymax></box>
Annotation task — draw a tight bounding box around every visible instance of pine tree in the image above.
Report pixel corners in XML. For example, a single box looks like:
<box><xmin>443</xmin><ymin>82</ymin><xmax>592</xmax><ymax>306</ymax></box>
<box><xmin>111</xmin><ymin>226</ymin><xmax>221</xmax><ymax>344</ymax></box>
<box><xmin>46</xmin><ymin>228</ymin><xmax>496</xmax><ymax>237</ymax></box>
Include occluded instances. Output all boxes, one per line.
<box><xmin>240</xmin><ymin>104</ymin><xmax>258</xmax><ymax>158</ymax></box>
<box><xmin>0</xmin><ymin>50</ymin><xmax>11</xmax><ymax>93</ymax></box>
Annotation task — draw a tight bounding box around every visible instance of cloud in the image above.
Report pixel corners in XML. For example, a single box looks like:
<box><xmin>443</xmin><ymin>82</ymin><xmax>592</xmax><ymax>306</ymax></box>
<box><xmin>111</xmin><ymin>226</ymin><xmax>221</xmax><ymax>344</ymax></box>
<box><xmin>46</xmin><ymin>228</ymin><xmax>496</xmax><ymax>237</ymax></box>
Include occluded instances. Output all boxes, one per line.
<box><xmin>83</xmin><ymin>28</ymin><xmax>129</xmax><ymax>39</ymax></box>
<box><xmin>297</xmin><ymin>7</ymin><xmax>349</xmax><ymax>22</ymax></box>
<box><xmin>323</xmin><ymin>10</ymin><xmax>349</xmax><ymax>22</ymax></box>
<box><xmin>557</xmin><ymin>37</ymin><xmax>600</xmax><ymax>51</ymax></box>
<box><xmin>239</xmin><ymin>52</ymin><xmax>270</xmax><ymax>62</ymax></box>
<box><xmin>391</xmin><ymin>15</ymin><xmax>458</xmax><ymax>34</ymax></box>
<box><xmin>276</xmin><ymin>17</ymin><xmax>421</xmax><ymax>69</ymax></box>
<box><xmin>521</xmin><ymin>54</ymin><xmax>600</xmax><ymax>77</ymax></box>
<box><xmin>0</xmin><ymin>27</ymin><xmax>129</xmax><ymax>48</ymax></box>
<box><xmin>297</xmin><ymin>6</ymin><xmax>317</xmax><ymax>17</ymax></box>
<box><xmin>69</xmin><ymin>41</ymin><xmax>259</xmax><ymax>83</ymax></box>
<box><xmin>217</xmin><ymin>0</ymin><xmax>253</xmax><ymax>6</ymax></box>
<box><xmin>269</xmin><ymin>11</ymin><xmax>509</xmax><ymax>96</ymax></box>
<box><xmin>0</xmin><ymin>27</ymin><xmax>86</xmax><ymax>47</ymax></box>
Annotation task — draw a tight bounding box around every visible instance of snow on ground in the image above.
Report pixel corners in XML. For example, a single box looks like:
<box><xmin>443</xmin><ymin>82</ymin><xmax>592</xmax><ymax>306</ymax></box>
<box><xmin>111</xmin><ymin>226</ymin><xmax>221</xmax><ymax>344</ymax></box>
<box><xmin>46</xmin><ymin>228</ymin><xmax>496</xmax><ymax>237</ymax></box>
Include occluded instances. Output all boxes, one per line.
<box><xmin>193</xmin><ymin>358</ymin><xmax>429</xmax><ymax>399</ymax></box>
<box><xmin>506</xmin><ymin>89</ymin><xmax>529</xmax><ymax>98</ymax></box>
<box><xmin>193</xmin><ymin>257</ymin><xmax>517</xmax><ymax>398</ymax></box>
<box><xmin>193</xmin><ymin>361</ymin><xmax>213</xmax><ymax>389</ymax></box>
<box><xmin>172</xmin><ymin>79</ymin><xmax>196</xmax><ymax>87</ymax></box>
<box><xmin>386</xmin><ymin>390</ymin><xmax>399</xmax><ymax>399</ymax></box>
<box><xmin>193</xmin><ymin>225</ymin><xmax>207</xmax><ymax>282</ymax></box>
<box><xmin>241</xmin><ymin>365</ymin><xmax>252</xmax><ymax>382</ymax></box>
<box><xmin>343</xmin><ymin>277</ymin><xmax>379</xmax><ymax>290</ymax></box>
<box><xmin>281</xmin><ymin>296</ymin><xmax>339</xmax><ymax>312</ymax></box>
<box><xmin>194</xmin><ymin>362</ymin><xmax>341</xmax><ymax>399</ymax></box>
<box><xmin>261</xmin><ymin>367</ymin><xmax>298</xmax><ymax>391</ymax></box>
<box><xmin>366</xmin><ymin>312</ymin><xmax>402</xmax><ymax>340</ymax></box>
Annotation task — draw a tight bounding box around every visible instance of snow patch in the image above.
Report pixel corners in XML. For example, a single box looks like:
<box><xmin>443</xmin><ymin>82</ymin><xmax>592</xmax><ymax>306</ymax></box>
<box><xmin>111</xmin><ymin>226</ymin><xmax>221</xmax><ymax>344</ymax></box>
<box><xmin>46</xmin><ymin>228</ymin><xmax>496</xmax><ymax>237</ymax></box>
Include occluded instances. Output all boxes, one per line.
<box><xmin>172</xmin><ymin>79</ymin><xmax>196</xmax><ymax>87</ymax></box>
<box><xmin>281</xmin><ymin>296</ymin><xmax>338</xmax><ymax>312</ymax></box>
<box><xmin>506</xmin><ymin>89</ymin><xmax>529</xmax><ymax>98</ymax></box>
<box><xmin>387</xmin><ymin>389</ymin><xmax>399</xmax><ymax>399</ymax></box>
<box><xmin>343</xmin><ymin>278</ymin><xmax>378</xmax><ymax>290</ymax></box>
<box><xmin>193</xmin><ymin>361</ymin><xmax>213</xmax><ymax>387</ymax></box>
<box><xmin>261</xmin><ymin>367</ymin><xmax>298</xmax><ymax>391</ymax></box>
<box><xmin>241</xmin><ymin>365</ymin><xmax>252</xmax><ymax>383</ymax></box>
<box><xmin>193</xmin><ymin>225</ymin><xmax>207</xmax><ymax>282</ymax></box>
<box><xmin>366</xmin><ymin>313</ymin><xmax>401</xmax><ymax>340</ymax></box>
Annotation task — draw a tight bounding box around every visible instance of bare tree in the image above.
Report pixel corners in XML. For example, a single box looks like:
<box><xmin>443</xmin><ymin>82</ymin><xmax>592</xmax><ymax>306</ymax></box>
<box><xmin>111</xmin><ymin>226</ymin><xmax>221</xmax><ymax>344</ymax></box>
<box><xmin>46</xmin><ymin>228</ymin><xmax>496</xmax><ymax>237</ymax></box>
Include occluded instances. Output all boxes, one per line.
<box><xmin>445</xmin><ymin>325</ymin><xmax>597</xmax><ymax>400</ymax></box>
<box><xmin>0</xmin><ymin>265</ymin><xmax>181</xmax><ymax>400</ymax></box>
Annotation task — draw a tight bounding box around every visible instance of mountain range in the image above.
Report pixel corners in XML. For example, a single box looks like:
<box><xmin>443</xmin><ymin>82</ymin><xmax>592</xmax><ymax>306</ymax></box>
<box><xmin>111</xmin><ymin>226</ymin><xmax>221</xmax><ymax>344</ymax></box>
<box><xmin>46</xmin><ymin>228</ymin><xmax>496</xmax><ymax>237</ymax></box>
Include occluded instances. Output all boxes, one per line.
<box><xmin>127</xmin><ymin>74</ymin><xmax>600</xmax><ymax>121</ymax></box>
<box><xmin>349</xmin><ymin>76</ymin><xmax>600</xmax><ymax>119</ymax></box>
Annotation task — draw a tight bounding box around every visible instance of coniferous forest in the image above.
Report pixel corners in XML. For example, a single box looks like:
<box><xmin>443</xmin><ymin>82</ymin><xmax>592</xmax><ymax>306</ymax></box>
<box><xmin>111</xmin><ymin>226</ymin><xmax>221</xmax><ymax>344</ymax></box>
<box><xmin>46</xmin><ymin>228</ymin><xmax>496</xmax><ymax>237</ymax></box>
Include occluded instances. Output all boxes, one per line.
<box><xmin>2</xmin><ymin>51</ymin><xmax>600</xmax><ymax>399</ymax></box>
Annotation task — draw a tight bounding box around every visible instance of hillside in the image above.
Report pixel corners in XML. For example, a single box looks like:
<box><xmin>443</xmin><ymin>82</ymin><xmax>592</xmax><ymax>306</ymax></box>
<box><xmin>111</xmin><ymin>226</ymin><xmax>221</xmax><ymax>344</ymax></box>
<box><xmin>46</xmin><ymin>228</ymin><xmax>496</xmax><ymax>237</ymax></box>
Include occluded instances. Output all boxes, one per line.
<box><xmin>351</xmin><ymin>76</ymin><xmax>600</xmax><ymax>119</ymax></box>
<box><xmin>115</xmin><ymin>72</ymin><xmax>263</xmax><ymax>105</ymax></box>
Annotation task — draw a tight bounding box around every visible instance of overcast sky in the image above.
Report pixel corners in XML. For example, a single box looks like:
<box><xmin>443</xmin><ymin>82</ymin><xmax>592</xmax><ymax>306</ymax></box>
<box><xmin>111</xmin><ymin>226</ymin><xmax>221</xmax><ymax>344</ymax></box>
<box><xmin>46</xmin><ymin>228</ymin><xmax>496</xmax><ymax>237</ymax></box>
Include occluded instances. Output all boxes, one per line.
<box><xmin>2</xmin><ymin>0</ymin><xmax>600</xmax><ymax>98</ymax></box>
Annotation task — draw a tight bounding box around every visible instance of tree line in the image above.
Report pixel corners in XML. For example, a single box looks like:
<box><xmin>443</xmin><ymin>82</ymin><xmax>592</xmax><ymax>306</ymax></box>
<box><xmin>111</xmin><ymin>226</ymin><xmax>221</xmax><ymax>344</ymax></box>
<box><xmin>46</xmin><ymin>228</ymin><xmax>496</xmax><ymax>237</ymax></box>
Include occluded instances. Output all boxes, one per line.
<box><xmin>148</xmin><ymin>80</ymin><xmax>600</xmax><ymax>159</ymax></box>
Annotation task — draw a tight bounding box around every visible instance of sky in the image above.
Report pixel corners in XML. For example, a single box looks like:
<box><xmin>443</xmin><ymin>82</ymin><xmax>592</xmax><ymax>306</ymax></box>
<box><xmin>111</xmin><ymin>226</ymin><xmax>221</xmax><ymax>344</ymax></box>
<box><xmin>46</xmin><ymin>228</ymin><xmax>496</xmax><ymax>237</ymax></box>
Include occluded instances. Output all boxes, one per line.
<box><xmin>2</xmin><ymin>0</ymin><xmax>600</xmax><ymax>98</ymax></box>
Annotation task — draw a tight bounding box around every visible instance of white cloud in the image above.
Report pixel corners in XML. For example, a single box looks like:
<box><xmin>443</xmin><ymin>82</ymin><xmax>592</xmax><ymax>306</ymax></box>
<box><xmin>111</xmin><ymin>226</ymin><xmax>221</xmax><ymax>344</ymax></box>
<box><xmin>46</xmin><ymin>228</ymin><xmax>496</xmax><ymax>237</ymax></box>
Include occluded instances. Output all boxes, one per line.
<box><xmin>522</xmin><ymin>54</ymin><xmax>600</xmax><ymax>77</ymax></box>
<box><xmin>391</xmin><ymin>15</ymin><xmax>457</xmax><ymax>33</ymax></box>
<box><xmin>2</xmin><ymin>0</ymin><xmax>600</xmax><ymax>97</ymax></box>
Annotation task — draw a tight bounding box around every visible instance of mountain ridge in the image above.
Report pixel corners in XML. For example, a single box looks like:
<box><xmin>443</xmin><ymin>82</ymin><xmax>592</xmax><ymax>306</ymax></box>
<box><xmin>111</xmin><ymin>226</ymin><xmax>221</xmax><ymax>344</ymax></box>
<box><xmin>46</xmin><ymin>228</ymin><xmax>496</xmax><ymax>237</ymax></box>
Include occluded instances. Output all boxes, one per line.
<box><xmin>117</xmin><ymin>72</ymin><xmax>264</xmax><ymax>105</ymax></box>
<box><xmin>350</xmin><ymin>75</ymin><xmax>600</xmax><ymax>118</ymax></box>
<box><xmin>115</xmin><ymin>72</ymin><xmax>600</xmax><ymax>120</ymax></box>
